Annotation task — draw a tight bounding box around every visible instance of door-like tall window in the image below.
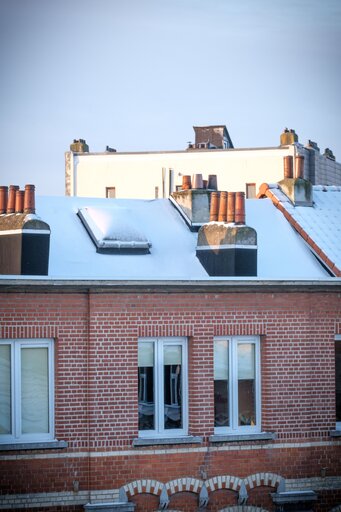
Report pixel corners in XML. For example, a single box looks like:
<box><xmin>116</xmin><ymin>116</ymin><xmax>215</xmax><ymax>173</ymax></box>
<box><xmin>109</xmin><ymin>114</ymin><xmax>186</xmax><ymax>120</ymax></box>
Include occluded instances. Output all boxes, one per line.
<box><xmin>214</xmin><ymin>336</ymin><xmax>260</xmax><ymax>433</ymax></box>
<box><xmin>0</xmin><ymin>339</ymin><xmax>54</xmax><ymax>444</ymax></box>
<box><xmin>138</xmin><ymin>338</ymin><xmax>188</xmax><ymax>437</ymax></box>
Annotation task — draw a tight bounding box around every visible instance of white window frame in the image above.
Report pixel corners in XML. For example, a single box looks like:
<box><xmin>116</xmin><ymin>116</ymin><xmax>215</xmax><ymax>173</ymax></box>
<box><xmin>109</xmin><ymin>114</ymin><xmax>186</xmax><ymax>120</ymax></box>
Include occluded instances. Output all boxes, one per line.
<box><xmin>0</xmin><ymin>339</ymin><xmax>55</xmax><ymax>444</ymax></box>
<box><xmin>336</xmin><ymin>335</ymin><xmax>341</xmax><ymax>430</ymax></box>
<box><xmin>214</xmin><ymin>335</ymin><xmax>261</xmax><ymax>435</ymax></box>
<box><xmin>138</xmin><ymin>337</ymin><xmax>188</xmax><ymax>438</ymax></box>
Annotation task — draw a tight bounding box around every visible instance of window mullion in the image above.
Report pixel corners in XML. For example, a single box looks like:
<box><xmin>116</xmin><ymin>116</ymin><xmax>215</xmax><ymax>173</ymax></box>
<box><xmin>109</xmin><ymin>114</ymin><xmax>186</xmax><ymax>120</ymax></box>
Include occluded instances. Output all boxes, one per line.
<box><xmin>231</xmin><ymin>339</ymin><xmax>238</xmax><ymax>431</ymax></box>
<box><xmin>14</xmin><ymin>342</ymin><xmax>21</xmax><ymax>440</ymax></box>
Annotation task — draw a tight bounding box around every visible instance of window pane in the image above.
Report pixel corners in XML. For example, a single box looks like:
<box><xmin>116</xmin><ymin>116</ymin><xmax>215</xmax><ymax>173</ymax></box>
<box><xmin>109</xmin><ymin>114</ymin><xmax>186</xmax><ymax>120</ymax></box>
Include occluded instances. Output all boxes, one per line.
<box><xmin>0</xmin><ymin>345</ymin><xmax>11</xmax><ymax>435</ymax></box>
<box><xmin>164</xmin><ymin>345</ymin><xmax>182</xmax><ymax>429</ymax></box>
<box><xmin>336</xmin><ymin>342</ymin><xmax>341</xmax><ymax>422</ymax></box>
<box><xmin>138</xmin><ymin>342</ymin><xmax>155</xmax><ymax>430</ymax></box>
<box><xmin>21</xmin><ymin>347</ymin><xmax>49</xmax><ymax>434</ymax></box>
<box><xmin>214</xmin><ymin>340</ymin><xmax>229</xmax><ymax>427</ymax></box>
<box><xmin>238</xmin><ymin>343</ymin><xmax>256</xmax><ymax>426</ymax></box>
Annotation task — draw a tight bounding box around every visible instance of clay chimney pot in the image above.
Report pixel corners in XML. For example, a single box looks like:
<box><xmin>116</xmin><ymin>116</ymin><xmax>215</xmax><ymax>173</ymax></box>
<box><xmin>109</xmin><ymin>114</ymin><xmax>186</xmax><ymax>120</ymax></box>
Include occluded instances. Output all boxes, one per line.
<box><xmin>227</xmin><ymin>192</ymin><xmax>236</xmax><ymax>223</ymax></box>
<box><xmin>15</xmin><ymin>190</ymin><xmax>25</xmax><ymax>213</ymax></box>
<box><xmin>218</xmin><ymin>191</ymin><xmax>227</xmax><ymax>222</ymax></box>
<box><xmin>235</xmin><ymin>192</ymin><xmax>246</xmax><ymax>225</ymax></box>
<box><xmin>209</xmin><ymin>192</ymin><xmax>220</xmax><ymax>221</ymax></box>
<box><xmin>0</xmin><ymin>186</ymin><xmax>8</xmax><ymax>214</ymax></box>
<box><xmin>283</xmin><ymin>156</ymin><xmax>293</xmax><ymax>179</ymax></box>
<box><xmin>24</xmin><ymin>184</ymin><xmax>36</xmax><ymax>214</ymax></box>
<box><xmin>182</xmin><ymin>175</ymin><xmax>191</xmax><ymax>190</ymax></box>
<box><xmin>7</xmin><ymin>185</ymin><xmax>19</xmax><ymax>214</ymax></box>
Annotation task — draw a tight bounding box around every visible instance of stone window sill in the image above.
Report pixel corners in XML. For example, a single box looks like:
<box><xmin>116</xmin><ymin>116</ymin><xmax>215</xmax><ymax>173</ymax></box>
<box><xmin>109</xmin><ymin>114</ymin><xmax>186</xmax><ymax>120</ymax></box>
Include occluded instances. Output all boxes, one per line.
<box><xmin>0</xmin><ymin>440</ymin><xmax>68</xmax><ymax>451</ymax></box>
<box><xmin>133</xmin><ymin>435</ymin><xmax>202</xmax><ymax>447</ymax></box>
<box><xmin>209</xmin><ymin>432</ymin><xmax>277</xmax><ymax>443</ymax></box>
<box><xmin>330</xmin><ymin>430</ymin><xmax>341</xmax><ymax>437</ymax></box>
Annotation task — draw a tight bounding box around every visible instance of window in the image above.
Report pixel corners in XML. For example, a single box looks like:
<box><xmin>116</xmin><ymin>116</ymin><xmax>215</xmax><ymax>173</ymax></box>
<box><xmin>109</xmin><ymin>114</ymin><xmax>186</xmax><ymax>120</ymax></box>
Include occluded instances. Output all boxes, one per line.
<box><xmin>138</xmin><ymin>337</ymin><xmax>188</xmax><ymax>437</ymax></box>
<box><xmin>106</xmin><ymin>187</ymin><xmax>116</xmax><ymax>198</ymax></box>
<box><xmin>214</xmin><ymin>336</ymin><xmax>260</xmax><ymax>433</ymax></box>
<box><xmin>336</xmin><ymin>335</ymin><xmax>341</xmax><ymax>429</ymax></box>
<box><xmin>0</xmin><ymin>339</ymin><xmax>54</xmax><ymax>444</ymax></box>
<box><xmin>246</xmin><ymin>183</ymin><xmax>256</xmax><ymax>199</ymax></box>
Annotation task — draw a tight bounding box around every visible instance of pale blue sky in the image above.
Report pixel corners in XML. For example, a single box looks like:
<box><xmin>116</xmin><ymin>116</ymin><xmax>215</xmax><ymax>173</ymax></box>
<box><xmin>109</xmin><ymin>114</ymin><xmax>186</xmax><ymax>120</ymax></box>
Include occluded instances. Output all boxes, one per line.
<box><xmin>0</xmin><ymin>0</ymin><xmax>340</xmax><ymax>195</ymax></box>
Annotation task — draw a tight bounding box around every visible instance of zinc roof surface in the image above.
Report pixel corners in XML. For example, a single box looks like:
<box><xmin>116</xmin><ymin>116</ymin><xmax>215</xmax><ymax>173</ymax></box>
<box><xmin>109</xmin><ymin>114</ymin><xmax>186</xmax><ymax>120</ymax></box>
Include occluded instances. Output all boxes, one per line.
<box><xmin>0</xmin><ymin>194</ymin><xmax>326</xmax><ymax>281</ymax></box>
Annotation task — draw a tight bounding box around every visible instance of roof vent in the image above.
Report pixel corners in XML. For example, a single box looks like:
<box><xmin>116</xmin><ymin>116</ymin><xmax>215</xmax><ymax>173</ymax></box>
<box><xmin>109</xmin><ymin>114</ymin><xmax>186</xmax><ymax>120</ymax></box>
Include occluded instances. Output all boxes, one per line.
<box><xmin>279</xmin><ymin>156</ymin><xmax>313</xmax><ymax>206</ymax></box>
<box><xmin>0</xmin><ymin>184</ymin><xmax>50</xmax><ymax>275</ymax></box>
<box><xmin>196</xmin><ymin>191</ymin><xmax>257</xmax><ymax>276</ymax></box>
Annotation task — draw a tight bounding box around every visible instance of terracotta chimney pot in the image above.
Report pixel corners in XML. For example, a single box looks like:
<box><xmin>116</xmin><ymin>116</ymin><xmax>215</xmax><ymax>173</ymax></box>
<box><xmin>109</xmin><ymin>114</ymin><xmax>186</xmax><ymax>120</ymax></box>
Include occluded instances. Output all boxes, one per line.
<box><xmin>295</xmin><ymin>155</ymin><xmax>304</xmax><ymax>179</ymax></box>
<box><xmin>235</xmin><ymin>192</ymin><xmax>246</xmax><ymax>225</ymax></box>
<box><xmin>0</xmin><ymin>186</ymin><xmax>8</xmax><ymax>214</ymax></box>
<box><xmin>24</xmin><ymin>184</ymin><xmax>36</xmax><ymax>214</ymax></box>
<box><xmin>15</xmin><ymin>190</ymin><xmax>25</xmax><ymax>213</ymax></box>
<box><xmin>182</xmin><ymin>175</ymin><xmax>191</xmax><ymax>190</ymax></box>
<box><xmin>209</xmin><ymin>192</ymin><xmax>220</xmax><ymax>221</ymax></box>
<box><xmin>218</xmin><ymin>191</ymin><xmax>227</xmax><ymax>222</ymax></box>
<box><xmin>7</xmin><ymin>185</ymin><xmax>19</xmax><ymax>213</ymax></box>
<box><xmin>208</xmin><ymin>175</ymin><xmax>218</xmax><ymax>190</ymax></box>
<box><xmin>227</xmin><ymin>192</ymin><xmax>236</xmax><ymax>223</ymax></box>
<box><xmin>283</xmin><ymin>156</ymin><xmax>293</xmax><ymax>179</ymax></box>
<box><xmin>192</xmin><ymin>173</ymin><xmax>203</xmax><ymax>189</ymax></box>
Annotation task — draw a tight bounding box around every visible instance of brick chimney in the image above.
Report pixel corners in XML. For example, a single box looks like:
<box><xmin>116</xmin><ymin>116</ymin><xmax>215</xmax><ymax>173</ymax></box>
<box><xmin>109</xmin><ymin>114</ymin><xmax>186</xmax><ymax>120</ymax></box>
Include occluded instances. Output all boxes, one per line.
<box><xmin>0</xmin><ymin>185</ymin><xmax>50</xmax><ymax>275</ymax></box>
<box><xmin>196</xmin><ymin>191</ymin><xmax>257</xmax><ymax>276</ymax></box>
<box><xmin>280</xmin><ymin>128</ymin><xmax>298</xmax><ymax>146</ymax></box>
<box><xmin>278</xmin><ymin>156</ymin><xmax>313</xmax><ymax>206</ymax></box>
<box><xmin>170</xmin><ymin>174</ymin><xmax>218</xmax><ymax>231</ymax></box>
<box><xmin>70</xmin><ymin>139</ymin><xmax>89</xmax><ymax>153</ymax></box>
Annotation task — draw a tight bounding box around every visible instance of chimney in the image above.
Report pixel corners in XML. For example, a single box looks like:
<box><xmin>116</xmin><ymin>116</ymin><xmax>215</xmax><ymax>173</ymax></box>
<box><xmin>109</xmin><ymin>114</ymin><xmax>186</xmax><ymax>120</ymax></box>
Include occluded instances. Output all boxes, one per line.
<box><xmin>0</xmin><ymin>186</ymin><xmax>8</xmax><ymax>214</ymax></box>
<box><xmin>196</xmin><ymin>191</ymin><xmax>257</xmax><ymax>276</ymax></box>
<box><xmin>0</xmin><ymin>184</ymin><xmax>50</xmax><ymax>275</ymax></box>
<box><xmin>278</xmin><ymin>156</ymin><xmax>313</xmax><ymax>206</ymax></box>
<box><xmin>280</xmin><ymin>128</ymin><xmax>298</xmax><ymax>146</ymax></box>
<box><xmin>170</xmin><ymin>174</ymin><xmax>219</xmax><ymax>230</ymax></box>
<box><xmin>70</xmin><ymin>139</ymin><xmax>89</xmax><ymax>153</ymax></box>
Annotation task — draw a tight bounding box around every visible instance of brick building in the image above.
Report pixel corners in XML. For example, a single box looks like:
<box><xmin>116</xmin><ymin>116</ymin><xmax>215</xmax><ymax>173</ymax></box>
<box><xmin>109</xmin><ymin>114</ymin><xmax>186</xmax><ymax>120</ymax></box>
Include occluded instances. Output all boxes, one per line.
<box><xmin>0</xmin><ymin>168</ymin><xmax>340</xmax><ymax>512</ymax></box>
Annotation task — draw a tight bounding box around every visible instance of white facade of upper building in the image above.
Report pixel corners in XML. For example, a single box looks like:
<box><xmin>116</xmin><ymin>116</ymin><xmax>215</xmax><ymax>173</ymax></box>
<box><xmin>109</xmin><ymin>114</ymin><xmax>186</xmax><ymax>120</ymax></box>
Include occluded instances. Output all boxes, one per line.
<box><xmin>65</xmin><ymin>128</ymin><xmax>341</xmax><ymax>199</ymax></box>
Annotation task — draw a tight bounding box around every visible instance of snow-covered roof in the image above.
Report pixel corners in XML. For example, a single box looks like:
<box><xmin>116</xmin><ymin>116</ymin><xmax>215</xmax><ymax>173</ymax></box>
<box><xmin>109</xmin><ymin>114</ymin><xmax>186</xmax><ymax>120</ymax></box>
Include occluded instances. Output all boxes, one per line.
<box><xmin>262</xmin><ymin>184</ymin><xmax>341</xmax><ymax>276</ymax></box>
<box><xmin>0</xmin><ymin>195</ymin><xmax>328</xmax><ymax>281</ymax></box>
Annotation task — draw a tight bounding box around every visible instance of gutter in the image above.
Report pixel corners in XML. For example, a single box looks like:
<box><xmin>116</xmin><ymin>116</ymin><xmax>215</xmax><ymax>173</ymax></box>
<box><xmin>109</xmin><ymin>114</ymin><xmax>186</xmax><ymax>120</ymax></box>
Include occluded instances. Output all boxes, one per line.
<box><xmin>0</xmin><ymin>278</ymin><xmax>341</xmax><ymax>294</ymax></box>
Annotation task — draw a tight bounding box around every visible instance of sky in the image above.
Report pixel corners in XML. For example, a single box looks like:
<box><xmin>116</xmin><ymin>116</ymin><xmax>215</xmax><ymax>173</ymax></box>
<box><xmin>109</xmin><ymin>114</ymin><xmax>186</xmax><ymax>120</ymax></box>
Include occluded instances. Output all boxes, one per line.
<box><xmin>0</xmin><ymin>0</ymin><xmax>340</xmax><ymax>196</ymax></box>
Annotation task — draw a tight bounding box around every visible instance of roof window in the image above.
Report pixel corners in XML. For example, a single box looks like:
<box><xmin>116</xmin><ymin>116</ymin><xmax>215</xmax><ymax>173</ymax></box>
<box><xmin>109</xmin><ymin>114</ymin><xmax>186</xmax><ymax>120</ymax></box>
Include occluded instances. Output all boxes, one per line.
<box><xmin>78</xmin><ymin>206</ymin><xmax>151</xmax><ymax>254</ymax></box>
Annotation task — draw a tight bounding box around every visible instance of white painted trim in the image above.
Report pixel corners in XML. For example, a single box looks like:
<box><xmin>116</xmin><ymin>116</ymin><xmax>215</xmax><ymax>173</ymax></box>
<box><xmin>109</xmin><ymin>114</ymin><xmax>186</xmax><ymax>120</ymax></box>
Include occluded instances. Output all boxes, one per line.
<box><xmin>138</xmin><ymin>337</ymin><xmax>188</xmax><ymax>438</ymax></box>
<box><xmin>214</xmin><ymin>336</ymin><xmax>261</xmax><ymax>435</ymax></box>
<box><xmin>0</xmin><ymin>229</ymin><xmax>50</xmax><ymax>236</ymax></box>
<box><xmin>0</xmin><ymin>339</ymin><xmax>54</xmax><ymax>444</ymax></box>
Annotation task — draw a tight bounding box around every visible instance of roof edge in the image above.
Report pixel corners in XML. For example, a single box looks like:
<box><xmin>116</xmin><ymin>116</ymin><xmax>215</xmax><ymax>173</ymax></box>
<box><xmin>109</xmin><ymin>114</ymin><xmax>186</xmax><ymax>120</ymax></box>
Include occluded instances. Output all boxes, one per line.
<box><xmin>257</xmin><ymin>183</ymin><xmax>341</xmax><ymax>277</ymax></box>
<box><xmin>0</xmin><ymin>278</ymin><xmax>340</xmax><ymax>294</ymax></box>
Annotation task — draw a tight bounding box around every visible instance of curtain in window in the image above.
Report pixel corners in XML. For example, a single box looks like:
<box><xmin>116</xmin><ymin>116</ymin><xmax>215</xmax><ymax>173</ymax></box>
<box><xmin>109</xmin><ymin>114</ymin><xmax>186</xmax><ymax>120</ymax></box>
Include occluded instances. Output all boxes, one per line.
<box><xmin>0</xmin><ymin>345</ymin><xmax>11</xmax><ymax>435</ymax></box>
<box><xmin>21</xmin><ymin>348</ymin><xmax>49</xmax><ymax>434</ymax></box>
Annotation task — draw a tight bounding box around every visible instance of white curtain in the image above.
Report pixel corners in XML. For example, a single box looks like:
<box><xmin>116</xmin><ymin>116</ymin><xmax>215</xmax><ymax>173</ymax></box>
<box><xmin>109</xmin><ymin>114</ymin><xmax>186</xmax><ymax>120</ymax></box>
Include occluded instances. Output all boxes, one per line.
<box><xmin>214</xmin><ymin>340</ymin><xmax>228</xmax><ymax>380</ymax></box>
<box><xmin>21</xmin><ymin>348</ymin><xmax>49</xmax><ymax>434</ymax></box>
<box><xmin>164</xmin><ymin>345</ymin><xmax>182</xmax><ymax>365</ymax></box>
<box><xmin>0</xmin><ymin>345</ymin><xmax>11</xmax><ymax>434</ymax></box>
<box><xmin>138</xmin><ymin>342</ymin><xmax>154</xmax><ymax>367</ymax></box>
<box><xmin>238</xmin><ymin>344</ymin><xmax>255</xmax><ymax>380</ymax></box>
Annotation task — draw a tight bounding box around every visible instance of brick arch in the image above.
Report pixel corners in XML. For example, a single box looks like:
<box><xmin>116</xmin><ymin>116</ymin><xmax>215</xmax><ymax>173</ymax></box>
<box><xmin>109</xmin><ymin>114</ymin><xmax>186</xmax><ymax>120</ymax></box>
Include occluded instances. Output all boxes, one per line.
<box><xmin>218</xmin><ymin>506</ymin><xmax>269</xmax><ymax>512</ymax></box>
<box><xmin>244</xmin><ymin>473</ymin><xmax>283</xmax><ymax>490</ymax></box>
<box><xmin>165</xmin><ymin>477</ymin><xmax>204</xmax><ymax>495</ymax></box>
<box><xmin>205</xmin><ymin>475</ymin><xmax>244</xmax><ymax>493</ymax></box>
<box><xmin>123</xmin><ymin>479</ymin><xmax>164</xmax><ymax>497</ymax></box>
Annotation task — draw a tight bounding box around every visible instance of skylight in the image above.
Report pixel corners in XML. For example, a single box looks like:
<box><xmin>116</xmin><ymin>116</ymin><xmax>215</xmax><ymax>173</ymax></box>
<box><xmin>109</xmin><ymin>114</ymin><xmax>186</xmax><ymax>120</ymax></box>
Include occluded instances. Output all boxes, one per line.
<box><xmin>78</xmin><ymin>206</ymin><xmax>152</xmax><ymax>254</ymax></box>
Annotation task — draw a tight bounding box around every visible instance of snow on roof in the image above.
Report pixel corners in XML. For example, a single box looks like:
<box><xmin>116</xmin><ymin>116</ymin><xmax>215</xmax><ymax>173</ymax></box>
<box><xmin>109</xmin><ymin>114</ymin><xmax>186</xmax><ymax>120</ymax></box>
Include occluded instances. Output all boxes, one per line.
<box><xmin>268</xmin><ymin>185</ymin><xmax>341</xmax><ymax>275</ymax></box>
<box><xmin>0</xmin><ymin>195</ymin><xmax>329</xmax><ymax>280</ymax></box>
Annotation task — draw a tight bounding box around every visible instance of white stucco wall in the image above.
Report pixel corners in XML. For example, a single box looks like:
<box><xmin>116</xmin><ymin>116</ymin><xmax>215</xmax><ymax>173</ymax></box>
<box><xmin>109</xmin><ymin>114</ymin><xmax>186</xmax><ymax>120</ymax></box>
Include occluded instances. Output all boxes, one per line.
<box><xmin>67</xmin><ymin>146</ymin><xmax>299</xmax><ymax>199</ymax></box>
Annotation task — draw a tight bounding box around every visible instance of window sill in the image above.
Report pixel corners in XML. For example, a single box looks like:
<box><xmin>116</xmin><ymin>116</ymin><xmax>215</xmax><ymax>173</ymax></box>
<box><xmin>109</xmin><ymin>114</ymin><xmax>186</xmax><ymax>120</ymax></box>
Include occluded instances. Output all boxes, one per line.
<box><xmin>330</xmin><ymin>430</ymin><xmax>341</xmax><ymax>437</ymax></box>
<box><xmin>0</xmin><ymin>440</ymin><xmax>68</xmax><ymax>451</ymax></box>
<box><xmin>133</xmin><ymin>435</ymin><xmax>202</xmax><ymax>447</ymax></box>
<box><xmin>209</xmin><ymin>432</ymin><xmax>277</xmax><ymax>443</ymax></box>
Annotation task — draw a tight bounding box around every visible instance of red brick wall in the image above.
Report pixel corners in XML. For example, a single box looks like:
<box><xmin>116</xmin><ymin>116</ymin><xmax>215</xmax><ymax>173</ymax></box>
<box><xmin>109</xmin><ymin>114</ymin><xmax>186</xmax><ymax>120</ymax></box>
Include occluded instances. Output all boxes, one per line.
<box><xmin>0</xmin><ymin>289</ymin><xmax>340</xmax><ymax>511</ymax></box>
